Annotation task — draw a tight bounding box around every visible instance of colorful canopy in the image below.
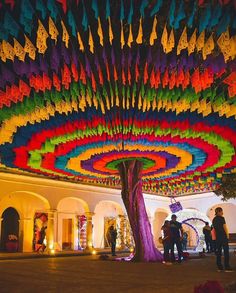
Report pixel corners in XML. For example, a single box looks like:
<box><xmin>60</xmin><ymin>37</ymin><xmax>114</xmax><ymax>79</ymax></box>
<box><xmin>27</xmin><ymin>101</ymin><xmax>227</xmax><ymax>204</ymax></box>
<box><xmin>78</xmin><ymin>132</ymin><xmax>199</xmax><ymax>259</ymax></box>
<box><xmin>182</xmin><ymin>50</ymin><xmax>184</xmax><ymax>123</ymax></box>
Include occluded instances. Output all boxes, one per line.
<box><xmin>0</xmin><ymin>0</ymin><xmax>236</xmax><ymax>195</ymax></box>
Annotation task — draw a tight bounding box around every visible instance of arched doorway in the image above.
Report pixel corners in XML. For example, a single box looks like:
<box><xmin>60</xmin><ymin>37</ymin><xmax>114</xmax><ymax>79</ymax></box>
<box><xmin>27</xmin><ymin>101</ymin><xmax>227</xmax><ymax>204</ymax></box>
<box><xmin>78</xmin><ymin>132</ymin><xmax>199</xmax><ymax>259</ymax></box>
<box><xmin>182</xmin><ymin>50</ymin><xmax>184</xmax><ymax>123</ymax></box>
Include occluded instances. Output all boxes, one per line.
<box><xmin>166</xmin><ymin>209</ymin><xmax>211</xmax><ymax>251</ymax></box>
<box><xmin>0</xmin><ymin>207</ymin><xmax>20</xmax><ymax>251</ymax></box>
<box><xmin>0</xmin><ymin>191</ymin><xmax>50</xmax><ymax>252</ymax></box>
<box><xmin>57</xmin><ymin>197</ymin><xmax>89</xmax><ymax>251</ymax></box>
<box><xmin>93</xmin><ymin>201</ymin><xmax>127</xmax><ymax>248</ymax></box>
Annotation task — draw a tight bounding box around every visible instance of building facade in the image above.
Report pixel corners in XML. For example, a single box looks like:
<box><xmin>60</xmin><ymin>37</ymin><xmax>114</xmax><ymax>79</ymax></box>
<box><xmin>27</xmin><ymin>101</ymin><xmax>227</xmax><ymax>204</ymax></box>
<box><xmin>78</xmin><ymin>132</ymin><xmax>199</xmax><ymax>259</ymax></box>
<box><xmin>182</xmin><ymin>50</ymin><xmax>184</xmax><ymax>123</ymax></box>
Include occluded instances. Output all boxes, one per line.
<box><xmin>0</xmin><ymin>172</ymin><xmax>236</xmax><ymax>252</ymax></box>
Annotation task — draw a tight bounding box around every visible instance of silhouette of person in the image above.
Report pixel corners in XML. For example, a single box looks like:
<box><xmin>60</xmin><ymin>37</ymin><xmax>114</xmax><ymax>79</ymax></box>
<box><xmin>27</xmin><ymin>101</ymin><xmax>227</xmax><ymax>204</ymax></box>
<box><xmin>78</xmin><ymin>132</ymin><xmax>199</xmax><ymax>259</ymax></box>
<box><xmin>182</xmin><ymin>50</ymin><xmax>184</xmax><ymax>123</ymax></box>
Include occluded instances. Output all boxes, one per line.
<box><xmin>170</xmin><ymin>214</ymin><xmax>183</xmax><ymax>263</ymax></box>
<box><xmin>212</xmin><ymin>207</ymin><xmax>232</xmax><ymax>272</ymax></box>
<box><xmin>108</xmin><ymin>225</ymin><xmax>117</xmax><ymax>256</ymax></box>
<box><xmin>203</xmin><ymin>222</ymin><xmax>212</xmax><ymax>253</ymax></box>
<box><xmin>182</xmin><ymin>231</ymin><xmax>188</xmax><ymax>251</ymax></box>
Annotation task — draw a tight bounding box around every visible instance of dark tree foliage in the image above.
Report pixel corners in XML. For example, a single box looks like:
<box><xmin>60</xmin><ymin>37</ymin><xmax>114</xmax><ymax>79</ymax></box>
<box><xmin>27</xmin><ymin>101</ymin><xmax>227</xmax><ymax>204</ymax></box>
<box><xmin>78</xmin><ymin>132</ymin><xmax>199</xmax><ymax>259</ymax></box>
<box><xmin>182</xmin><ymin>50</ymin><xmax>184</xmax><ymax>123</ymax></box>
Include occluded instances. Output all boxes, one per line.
<box><xmin>215</xmin><ymin>174</ymin><xmax>236</xmax><ymax>200</ymax></box>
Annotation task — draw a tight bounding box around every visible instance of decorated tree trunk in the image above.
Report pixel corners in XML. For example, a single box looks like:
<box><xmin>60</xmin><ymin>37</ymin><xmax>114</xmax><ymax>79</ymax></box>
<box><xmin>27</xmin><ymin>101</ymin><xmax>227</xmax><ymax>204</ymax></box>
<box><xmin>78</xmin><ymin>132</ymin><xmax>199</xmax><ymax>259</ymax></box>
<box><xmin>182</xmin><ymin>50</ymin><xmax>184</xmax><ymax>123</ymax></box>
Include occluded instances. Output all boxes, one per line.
<box><xmin>118</xmin><ymin>160</ymin><xmax>163</xmax><ymax>262</ymax></box>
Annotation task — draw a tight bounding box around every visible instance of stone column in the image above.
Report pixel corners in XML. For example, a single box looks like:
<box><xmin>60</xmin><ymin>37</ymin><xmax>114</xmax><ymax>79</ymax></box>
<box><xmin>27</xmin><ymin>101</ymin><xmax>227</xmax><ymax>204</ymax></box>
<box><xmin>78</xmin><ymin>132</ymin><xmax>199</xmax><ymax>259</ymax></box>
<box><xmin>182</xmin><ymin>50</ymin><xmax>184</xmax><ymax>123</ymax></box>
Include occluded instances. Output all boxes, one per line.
<box><xmin>85</xmin><ymin>212</ymin><xmax>95</xmax><ymax>250</ymax></box>
<box><xmin>47</xmin><ymin>209</ymin><xmax>57</xmax><ymax>251</ymax></box>
<box><xmin>19</xmin><ymin>218</ymin><xmax>34</xmax><ymax>252</ymax></box>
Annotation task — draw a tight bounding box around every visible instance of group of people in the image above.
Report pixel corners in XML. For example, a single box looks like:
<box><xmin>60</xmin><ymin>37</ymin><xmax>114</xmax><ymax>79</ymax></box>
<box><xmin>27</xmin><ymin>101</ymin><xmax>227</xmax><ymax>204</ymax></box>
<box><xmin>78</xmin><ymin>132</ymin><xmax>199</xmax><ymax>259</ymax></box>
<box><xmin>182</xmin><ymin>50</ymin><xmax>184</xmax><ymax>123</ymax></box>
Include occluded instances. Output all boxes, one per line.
<box><xmin>161</xmin><ymin>207</ymin><xmax>233</xmax><ymax>272</ymax></box>
<box><xmin>33</xmin><ymin>208</ymin><xmax>234</xmax><ymax>276</ymax></box>
<box><xmin>202</xmin><ymin>208</ymin><xmax>232</xmax><ymax>272</ymax></box>
<box><xmin>161</xmin><ymin>214</ymin><xmax>183</xmax><ymax>264</ymax></box>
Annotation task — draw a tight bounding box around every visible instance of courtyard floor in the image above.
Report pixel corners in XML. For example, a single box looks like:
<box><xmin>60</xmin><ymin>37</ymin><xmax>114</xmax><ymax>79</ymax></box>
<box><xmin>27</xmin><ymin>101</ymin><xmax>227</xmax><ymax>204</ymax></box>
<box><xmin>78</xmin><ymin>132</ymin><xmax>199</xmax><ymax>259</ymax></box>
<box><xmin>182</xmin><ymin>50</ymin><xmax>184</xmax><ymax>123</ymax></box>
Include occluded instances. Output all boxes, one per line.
<box><xmin>0</xmin><ymin>253</ymin><xmax>235</xmax><ymax>293</ymax></box>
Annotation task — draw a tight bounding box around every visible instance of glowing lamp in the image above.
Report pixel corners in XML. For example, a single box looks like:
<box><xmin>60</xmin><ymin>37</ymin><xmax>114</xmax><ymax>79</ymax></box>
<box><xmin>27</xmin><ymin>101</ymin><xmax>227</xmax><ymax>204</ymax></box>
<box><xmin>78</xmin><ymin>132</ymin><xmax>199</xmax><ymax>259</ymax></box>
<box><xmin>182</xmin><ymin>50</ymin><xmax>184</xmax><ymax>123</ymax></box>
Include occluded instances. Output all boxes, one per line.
<box><xmin>49</xmin><ymin>242</ymin><xmax>54</xmax><ymax>250</ymax></box>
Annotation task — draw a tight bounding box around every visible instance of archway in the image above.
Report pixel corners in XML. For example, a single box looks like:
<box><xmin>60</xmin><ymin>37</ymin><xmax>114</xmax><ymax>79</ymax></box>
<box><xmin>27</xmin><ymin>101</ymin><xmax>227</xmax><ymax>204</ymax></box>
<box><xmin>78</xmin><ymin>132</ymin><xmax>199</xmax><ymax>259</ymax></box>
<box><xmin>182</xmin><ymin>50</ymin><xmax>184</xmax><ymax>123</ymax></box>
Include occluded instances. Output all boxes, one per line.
<box><xmin>57</xmin><ymin>197</ymin><xmax>89</xmax><ymax>250</ymax></box>
<box><xmin>93</xmin><ymin>201</ymin><xmax>127</xmax><ymax>248</ymax></box>
<box><xmin>0</xmin><ymin>191</ymin><xmax>50</xmax><ymax>252</ymax></box>
<box><xmin>0</xmin><ymin>207</ymin><xmax>20</xmax><ymax>251</ymax></box>
<box><xmin>166</xmin><ymin>209</ymin><xmax>211</xmax><ymax>251</ymax></box>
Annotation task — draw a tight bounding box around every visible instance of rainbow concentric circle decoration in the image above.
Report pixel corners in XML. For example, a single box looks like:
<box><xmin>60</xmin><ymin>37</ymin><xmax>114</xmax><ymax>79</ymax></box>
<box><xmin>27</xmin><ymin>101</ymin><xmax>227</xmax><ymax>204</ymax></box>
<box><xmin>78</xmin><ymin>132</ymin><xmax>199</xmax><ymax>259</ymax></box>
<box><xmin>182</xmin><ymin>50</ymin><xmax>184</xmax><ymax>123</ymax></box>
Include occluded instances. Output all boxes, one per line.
<box><xmin>0</xmin><ymin>0</ymin><xmax>236</xmax><ymax>195</ymax></box>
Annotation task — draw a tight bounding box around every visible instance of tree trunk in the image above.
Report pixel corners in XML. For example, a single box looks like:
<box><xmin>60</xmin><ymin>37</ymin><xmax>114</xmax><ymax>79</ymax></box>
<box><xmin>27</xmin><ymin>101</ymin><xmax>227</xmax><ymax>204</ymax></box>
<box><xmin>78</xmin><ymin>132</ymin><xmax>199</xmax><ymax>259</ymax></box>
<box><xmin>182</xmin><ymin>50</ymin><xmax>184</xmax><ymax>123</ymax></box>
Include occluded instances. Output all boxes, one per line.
<box><xmin>118</xmin><ymin>160</ymin><xmax>163</xmax><ymax>262</ymax></box>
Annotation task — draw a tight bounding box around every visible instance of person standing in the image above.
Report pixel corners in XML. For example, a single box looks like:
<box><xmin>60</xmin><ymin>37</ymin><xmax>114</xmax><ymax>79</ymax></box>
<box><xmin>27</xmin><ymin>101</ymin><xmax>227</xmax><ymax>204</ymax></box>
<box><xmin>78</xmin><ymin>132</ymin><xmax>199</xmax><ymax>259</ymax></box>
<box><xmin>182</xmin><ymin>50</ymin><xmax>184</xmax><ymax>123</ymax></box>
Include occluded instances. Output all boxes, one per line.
<box><xmin>108</xmin><ymin>225</ymin><xmax>118</xmax><ymax>256</ymax></box>
<box><xmin>203</xmin><ymin>222</ymin><xmax>212</xmax><ymax>253</ymax></box>
<box><xmin>170</xmin><ymin>214</ymin><xmax>183</xmax><ymax>263</ymax></box>
<box><xmin>212</xmin><ymin>207</ymin><xmax>233</xmax><ymax>272</ymax></box>
<box><xmin>182</xmin><ymin>231</ymin><xmax>188</xmax><ymax>251</ymax></box>
<box><xmin>161</xmin><ymin>220</ymin><xmax>172</xmax><ymax>264</ymax></box>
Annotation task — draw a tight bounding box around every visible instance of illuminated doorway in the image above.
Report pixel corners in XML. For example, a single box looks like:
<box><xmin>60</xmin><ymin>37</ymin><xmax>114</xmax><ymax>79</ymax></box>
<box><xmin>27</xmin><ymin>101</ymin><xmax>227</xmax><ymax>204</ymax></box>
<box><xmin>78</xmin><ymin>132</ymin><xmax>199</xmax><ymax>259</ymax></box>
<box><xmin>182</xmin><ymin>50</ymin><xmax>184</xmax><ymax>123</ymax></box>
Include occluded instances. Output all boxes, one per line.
<box><xmin>104</xmin><ymin>217</ymin><xmax>116</xmax><ymax>248</ymax></box>
<box><xmin>62</xmin><ymin>218</ymin><xmax>73</xmax><ymax>250</ymax></box>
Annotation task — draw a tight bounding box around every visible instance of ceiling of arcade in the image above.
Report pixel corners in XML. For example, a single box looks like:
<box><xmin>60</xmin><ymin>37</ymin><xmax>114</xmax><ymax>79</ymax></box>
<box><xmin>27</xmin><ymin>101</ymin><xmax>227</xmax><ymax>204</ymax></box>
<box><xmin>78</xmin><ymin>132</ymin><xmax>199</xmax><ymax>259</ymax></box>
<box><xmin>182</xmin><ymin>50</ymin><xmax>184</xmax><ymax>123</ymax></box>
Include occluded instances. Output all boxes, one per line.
<box><xmin>0</xmin><ymin>0</ymin><xmax>236</xmax><ymax>197</ymax></box>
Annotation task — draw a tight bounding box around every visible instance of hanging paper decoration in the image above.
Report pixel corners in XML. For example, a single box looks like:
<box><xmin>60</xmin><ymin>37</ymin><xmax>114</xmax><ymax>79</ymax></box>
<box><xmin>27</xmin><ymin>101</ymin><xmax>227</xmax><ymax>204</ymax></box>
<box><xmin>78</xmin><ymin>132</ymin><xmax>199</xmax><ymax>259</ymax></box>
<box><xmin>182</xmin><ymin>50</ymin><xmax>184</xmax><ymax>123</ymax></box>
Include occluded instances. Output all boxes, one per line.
<box><xmin>136</xmin><ymin>18</ymin><xmax>143</xmax><ymax>44</ymax></box>
<box><xmin>36</xmin><ymin>20</ymin><xmax>49</xmax><ymax>54</ymax></box>
<box><xmin>188</xmin><ymin>29</ymin><xmax>197</xmax><ymax>55</ymax></box>
<box><xmin>49</xmin><ymin>17</ymin><xmax>59</xmax><ymax>43</ymax></box>
<box><xmin>61</xmin><ymin>21</ymin><xmax>69</xmax><ymax>48</ymax></box>
<box><xmin>177</xmin><ymin>26</ymin><xmax>188</xmax><ymax>55</ymax></box>
<box><xmin>150</xmin><ymin>16</ymin><xmax>157</xmax><ymax>46</ymax></box>
<box><xmin>0</xmin><ymin>0</ymin><xmax>236</xmax><ymax>196</ymax></box>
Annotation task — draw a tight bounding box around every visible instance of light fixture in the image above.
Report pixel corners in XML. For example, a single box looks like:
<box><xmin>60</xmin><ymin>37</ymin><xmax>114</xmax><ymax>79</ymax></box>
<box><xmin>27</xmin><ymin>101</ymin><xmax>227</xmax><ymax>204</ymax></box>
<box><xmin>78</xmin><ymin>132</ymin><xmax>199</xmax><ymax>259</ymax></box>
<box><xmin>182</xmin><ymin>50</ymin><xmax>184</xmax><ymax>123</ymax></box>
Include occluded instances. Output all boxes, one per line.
<box><xmin>49</xmin><ymin>242</ymin><xmax>54</xmax><ymax>250</ymax></box>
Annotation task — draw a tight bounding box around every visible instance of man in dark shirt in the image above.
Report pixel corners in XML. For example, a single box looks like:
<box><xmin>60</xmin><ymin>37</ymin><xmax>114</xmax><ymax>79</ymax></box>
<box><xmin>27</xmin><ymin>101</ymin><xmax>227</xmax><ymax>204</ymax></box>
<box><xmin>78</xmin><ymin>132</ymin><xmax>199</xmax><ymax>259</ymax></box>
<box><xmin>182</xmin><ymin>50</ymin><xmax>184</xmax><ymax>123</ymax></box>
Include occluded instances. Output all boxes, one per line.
<box><xmin>169</xmin><ymin>214</ymin><xmax>183</xmax><ymax>263</ymax></box>
<box><xmin>212</xmin><ymin>207</ymin><xmax>233</xmax><ymax>272</ymax></box>
<box><xmin>203</xmin><ymin>222</ymin><xmax>212</xmax><ymax>253</ymax></box>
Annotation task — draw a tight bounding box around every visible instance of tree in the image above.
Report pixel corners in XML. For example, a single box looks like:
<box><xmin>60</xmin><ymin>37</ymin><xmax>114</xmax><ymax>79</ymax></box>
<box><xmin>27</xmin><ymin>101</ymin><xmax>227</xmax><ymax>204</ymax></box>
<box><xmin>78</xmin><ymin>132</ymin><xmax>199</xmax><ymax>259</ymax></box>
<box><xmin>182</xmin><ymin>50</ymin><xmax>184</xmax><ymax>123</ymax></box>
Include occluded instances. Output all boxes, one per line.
<box><xmin>118</xmin><ymin>160</ymin><xmax>163</xmax><ymax>262</ymax></box>
<box><xmin>215</xmin><ymin>174</ymin><xmax>236</xmax><ymax>201</ymax></box>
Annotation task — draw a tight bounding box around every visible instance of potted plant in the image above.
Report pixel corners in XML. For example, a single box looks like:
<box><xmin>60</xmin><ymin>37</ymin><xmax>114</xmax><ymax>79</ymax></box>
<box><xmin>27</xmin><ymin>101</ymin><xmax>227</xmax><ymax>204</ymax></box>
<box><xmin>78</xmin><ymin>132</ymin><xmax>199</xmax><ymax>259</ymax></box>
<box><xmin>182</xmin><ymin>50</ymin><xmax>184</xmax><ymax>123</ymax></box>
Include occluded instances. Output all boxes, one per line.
<box><xmin>6</xmin><ymin>234</ymin><xmax>18</xmax><ymax>252</ymax></box>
